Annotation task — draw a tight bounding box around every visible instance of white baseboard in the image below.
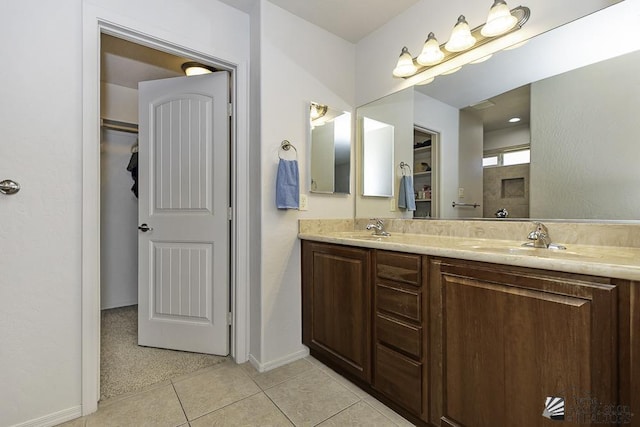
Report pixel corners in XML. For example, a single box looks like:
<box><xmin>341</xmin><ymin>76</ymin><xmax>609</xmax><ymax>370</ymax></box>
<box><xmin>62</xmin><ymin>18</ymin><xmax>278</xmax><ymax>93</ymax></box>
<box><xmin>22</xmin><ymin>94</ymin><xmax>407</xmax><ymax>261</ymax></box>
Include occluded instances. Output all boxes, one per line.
<box><xmin>248</xmin><ymin>347</ymin><xmax>310</xmax><ymax>373</ymax></box>
<box><xmin>10</xmin><ymin>406</ymin><xmax>82</xmax><ymax>427</ymax></box>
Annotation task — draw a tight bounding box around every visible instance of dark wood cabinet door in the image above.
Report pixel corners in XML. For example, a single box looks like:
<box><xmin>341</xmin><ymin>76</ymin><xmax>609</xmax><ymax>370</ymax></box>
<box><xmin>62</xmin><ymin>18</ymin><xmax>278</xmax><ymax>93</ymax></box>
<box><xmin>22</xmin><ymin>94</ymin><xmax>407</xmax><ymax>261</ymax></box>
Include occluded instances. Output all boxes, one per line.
<box><xmin>302</xmin><ymin>241</ymin><xmax>371</xmax><ymax>382</ymax></box>
<box><xmin>430</xmin><ymin>258</ymin><xmax>617</xmax><ymax>427</ymax></box>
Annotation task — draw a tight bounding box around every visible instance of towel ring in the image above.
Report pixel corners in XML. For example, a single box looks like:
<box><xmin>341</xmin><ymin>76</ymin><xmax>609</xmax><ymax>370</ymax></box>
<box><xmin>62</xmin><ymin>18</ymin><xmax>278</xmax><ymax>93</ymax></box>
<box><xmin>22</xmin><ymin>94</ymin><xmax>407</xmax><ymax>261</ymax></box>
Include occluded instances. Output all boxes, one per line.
<box><xmin>279</xmin><ymin>140</ymin><xmax>298</xmax><ymax>160</ymax></box>
<box><xmin>399</xmin><ymin>161</ymin><xmax>412</xmax><ymax>175</ymax></box>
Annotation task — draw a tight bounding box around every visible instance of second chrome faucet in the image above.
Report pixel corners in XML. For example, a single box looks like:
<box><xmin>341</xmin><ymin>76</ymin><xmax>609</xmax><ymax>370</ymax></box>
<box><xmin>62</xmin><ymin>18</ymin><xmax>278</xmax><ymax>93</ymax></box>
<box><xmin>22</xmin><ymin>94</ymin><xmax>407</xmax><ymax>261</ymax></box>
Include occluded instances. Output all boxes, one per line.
<box><xmin>524</xmin><ymin>222</ymin><xmax>566</xmax><ymax>249</ymax></box>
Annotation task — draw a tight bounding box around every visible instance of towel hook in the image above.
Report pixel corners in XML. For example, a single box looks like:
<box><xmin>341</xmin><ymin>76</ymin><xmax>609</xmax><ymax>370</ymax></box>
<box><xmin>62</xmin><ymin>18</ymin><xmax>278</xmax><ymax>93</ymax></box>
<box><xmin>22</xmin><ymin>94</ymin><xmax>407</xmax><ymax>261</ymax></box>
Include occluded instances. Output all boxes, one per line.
<box><xmin>279</xmin><ymin>140</ymin><xmax>298</xmax><ymax>160</ymax></box>
<box><xmin>399</xmin><ymin>161</ymin><xmax>412</xmax><ymax>176</ymax></box>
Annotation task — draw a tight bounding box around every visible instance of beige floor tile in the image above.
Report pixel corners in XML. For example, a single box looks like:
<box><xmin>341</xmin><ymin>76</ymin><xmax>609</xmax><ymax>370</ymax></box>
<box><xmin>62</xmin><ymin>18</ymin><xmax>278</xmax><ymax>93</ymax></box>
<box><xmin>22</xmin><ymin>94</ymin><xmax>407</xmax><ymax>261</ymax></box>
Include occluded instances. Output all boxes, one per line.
<box><xmin>362</xmin><ymin>396</ymin><xmax>415</xmax><ymax>427</ymax></box>
<box><xmin>245</xmin><ymin>358</ymin><xmax>315</xmax><ymax>390</ymax></box>
<box><xmin>318</xmin><ymin>401</ymin><xmax>398</xmax><ymax>427</ymax></box>
<box><xmin>85</xmin><ymin>383</ymin><xmax>186</xmax><ymax>427</ymax></box>
<box><xmin>190</xmin><ymin>392</ymin><xmax>293</xmax><ymax>427</ymax></box>
<box><xmin>265</xmin><ymin>368</ymin><xmax>359</xmax><ymax>427</ymax></box>
<box><xmin>173</xmin><ymin>363</ymin><xmax>260</xmax><ymax>421</ymax></box>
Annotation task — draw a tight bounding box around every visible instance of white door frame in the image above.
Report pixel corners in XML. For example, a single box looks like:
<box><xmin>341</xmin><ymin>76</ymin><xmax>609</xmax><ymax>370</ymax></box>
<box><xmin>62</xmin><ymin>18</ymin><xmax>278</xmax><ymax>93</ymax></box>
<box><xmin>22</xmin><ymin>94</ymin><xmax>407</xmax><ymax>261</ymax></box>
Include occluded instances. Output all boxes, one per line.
<box><xmin>82</xmin><ymin>6</ymin><xmax>251</xmax><ymax>415</ymax></box>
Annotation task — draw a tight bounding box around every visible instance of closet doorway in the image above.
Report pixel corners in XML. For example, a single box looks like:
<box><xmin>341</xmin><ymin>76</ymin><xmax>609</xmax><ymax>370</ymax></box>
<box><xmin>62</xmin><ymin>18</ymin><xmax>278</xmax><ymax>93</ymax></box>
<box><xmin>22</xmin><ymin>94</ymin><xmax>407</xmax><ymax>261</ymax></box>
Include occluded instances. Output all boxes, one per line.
<box><xmin>99</xmin><ymin>34</ymin><xmax>230</xmax><ymax>400</ymax></box>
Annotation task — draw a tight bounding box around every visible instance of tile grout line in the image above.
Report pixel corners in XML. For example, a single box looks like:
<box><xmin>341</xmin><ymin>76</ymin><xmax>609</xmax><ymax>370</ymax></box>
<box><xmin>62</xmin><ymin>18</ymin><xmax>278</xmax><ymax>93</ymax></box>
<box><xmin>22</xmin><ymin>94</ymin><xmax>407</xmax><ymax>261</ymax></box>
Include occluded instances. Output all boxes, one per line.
<box><xmin>172</xmin><ymin>366</ymin><xmax>264</xmax><ymax>423</ymax></box>
<box><xmin>310</xmin><ymin>400</ymin><xmax>361</xmax><ymax>427</ymax></box>
<box><xmin>261</xmin><ymin>387</ymin><xmax>298</xmax><ymax>426</ymax></box>
<box><xmin>185</xmin><ymin>389</ymin><xmax>264</xmax><ymax>424</ymax></box>
<box><xmin>253</xmin><ymin>363</ymin><xmax>322</xmax><ymax>392</ymax></box>
<box><xmin>170</xmin><ymin>381</ymin><xmax>190</xmax><ymax>425</ymax></box>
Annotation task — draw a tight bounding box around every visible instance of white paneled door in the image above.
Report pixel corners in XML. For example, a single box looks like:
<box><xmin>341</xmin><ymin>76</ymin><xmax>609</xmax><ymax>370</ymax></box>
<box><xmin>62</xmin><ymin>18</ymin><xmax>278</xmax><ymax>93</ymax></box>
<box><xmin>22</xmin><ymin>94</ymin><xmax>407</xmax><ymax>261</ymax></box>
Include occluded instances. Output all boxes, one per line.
<box><xmin>137</xmin><ymin>72</ymin><xmax>230</xmax><ymax>355</ymax></box>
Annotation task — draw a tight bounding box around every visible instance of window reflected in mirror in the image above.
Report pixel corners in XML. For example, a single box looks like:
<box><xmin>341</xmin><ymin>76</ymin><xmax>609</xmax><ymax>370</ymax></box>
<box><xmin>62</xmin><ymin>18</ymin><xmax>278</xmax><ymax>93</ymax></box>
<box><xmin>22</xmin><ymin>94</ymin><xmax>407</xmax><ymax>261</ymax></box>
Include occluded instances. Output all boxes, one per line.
<box><xmin>309</xmin><ymin>102</ymin><xmax>351</xmax><ymax>194</ymax></box>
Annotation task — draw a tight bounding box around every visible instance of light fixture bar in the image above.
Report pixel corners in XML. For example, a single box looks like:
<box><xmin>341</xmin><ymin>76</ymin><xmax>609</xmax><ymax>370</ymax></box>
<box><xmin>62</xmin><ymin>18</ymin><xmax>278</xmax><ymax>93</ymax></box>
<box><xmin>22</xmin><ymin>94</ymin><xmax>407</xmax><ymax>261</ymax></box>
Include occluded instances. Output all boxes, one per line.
<box><xmin>397</xmin><ymin>6</ymin><xmax>529</xmax><ymax>79</ymax></box>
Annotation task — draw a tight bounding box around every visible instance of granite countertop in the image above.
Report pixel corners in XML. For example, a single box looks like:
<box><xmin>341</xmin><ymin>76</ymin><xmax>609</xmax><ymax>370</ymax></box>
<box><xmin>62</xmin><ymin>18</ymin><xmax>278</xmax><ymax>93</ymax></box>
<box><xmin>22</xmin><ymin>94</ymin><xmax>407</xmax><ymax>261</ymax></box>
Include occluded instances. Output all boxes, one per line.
<box><xmin>298</xmin><ymin>230</ymin><xmax>640</xmax><ymax>281</ymax></box>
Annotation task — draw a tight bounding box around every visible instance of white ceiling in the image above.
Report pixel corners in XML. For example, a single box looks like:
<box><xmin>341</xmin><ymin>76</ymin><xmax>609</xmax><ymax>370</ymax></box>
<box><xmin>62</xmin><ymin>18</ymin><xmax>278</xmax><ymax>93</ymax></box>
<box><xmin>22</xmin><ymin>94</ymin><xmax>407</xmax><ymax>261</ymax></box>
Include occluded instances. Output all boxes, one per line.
<box><xmin>216</xmin><ymin>0</ymin><xmax>420</xmax><ymax>43</ymax></box>
<box><xmin>264</xmin><ymin>0</ymin><xmax>421</xmax><ymax>43</ymax></box>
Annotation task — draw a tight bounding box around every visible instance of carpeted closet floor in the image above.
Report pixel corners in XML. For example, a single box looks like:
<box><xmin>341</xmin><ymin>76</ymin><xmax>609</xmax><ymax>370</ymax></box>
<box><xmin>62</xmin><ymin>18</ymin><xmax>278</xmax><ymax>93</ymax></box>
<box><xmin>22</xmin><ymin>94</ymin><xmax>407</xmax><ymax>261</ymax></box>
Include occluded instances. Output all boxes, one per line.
<box><xmin>100</xmin><ymin>305</ymin><xmax>228</xmax><ymax>401</ymax></box>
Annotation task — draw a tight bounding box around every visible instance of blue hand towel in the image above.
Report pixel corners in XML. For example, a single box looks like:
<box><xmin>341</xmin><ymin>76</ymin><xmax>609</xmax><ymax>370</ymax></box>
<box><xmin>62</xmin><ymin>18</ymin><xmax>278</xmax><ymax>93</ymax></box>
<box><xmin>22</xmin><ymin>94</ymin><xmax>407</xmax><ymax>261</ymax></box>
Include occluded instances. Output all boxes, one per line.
<box><xmin>276</xmin><ymin>159</ymin><xmax>300</xmax><ymax>209</ymax></box>
<box><xmin>398</xmin><ymin>175</ymin><xmax>416</xmax><ymax>211</ymax></box>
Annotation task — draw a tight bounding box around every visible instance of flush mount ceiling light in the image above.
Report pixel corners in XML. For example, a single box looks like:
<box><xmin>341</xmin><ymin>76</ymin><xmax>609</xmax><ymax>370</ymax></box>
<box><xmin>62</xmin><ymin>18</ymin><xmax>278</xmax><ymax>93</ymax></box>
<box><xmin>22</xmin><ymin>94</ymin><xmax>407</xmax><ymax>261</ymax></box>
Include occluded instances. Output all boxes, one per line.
<box><xmin>509</xmin><ymin>117</ymin><xmax>521</xmax><ymax>123</ymax></box>
<box><xmin>392</xmin><ymin>2</ymin><xmax>529</xmax><ymax>79</ymax></box>
<box><xmin>181</xmin><ymin>62</ymin><xmax>216</xmax><ymax>76</ymax></box>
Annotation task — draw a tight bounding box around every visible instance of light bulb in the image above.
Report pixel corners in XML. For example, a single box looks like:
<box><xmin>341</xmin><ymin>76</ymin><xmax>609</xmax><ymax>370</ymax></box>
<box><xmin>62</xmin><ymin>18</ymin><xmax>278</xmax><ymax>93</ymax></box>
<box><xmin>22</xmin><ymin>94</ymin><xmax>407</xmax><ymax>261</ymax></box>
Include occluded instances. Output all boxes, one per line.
<box><xmin>481</xmin><ymin>0</ymin><xmax>518</xmax><ymax>37</ymax></box>
<box><xmin>417</xmin><ymin>32</ymin><xmax>445</xmax><ymax>66</ymax></box>
<box><xmin>392</xmin><ymin>47</ymin><xmax>417</xmax><ymax>77</ymax></box>
<box><xmin>445</xmin><ymin>15</ymin><xmax>476</xmax><ymax>52</ymax></box>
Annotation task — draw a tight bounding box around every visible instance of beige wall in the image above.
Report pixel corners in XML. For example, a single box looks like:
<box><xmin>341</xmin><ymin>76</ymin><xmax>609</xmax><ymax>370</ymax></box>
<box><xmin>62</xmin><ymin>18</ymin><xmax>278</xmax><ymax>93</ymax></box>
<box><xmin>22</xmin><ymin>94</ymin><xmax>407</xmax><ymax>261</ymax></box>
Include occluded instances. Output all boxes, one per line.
<box><xmin>530</xmin><ymin>50</ymin><xmax>640</xmax><ymax>220</ymax></box>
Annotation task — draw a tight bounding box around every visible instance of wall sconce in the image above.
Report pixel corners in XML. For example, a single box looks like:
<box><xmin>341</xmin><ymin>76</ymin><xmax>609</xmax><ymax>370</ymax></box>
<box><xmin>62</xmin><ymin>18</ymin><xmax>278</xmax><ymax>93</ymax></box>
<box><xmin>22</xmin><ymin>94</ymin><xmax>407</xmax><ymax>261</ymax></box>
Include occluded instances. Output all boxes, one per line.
<box><xmin>181</xmin><ymin>62</ymin><xmax>216</xmax><ymax>76</ymax></box>
<box><xmin>393</xmin><ymin>1</ymin><xmax>530</xmax><ymax>79</ymax></box>
<box><xmin>310</xmin><ymin>102</ymin><xmax>329</xmax><ymax>127</ymax></box>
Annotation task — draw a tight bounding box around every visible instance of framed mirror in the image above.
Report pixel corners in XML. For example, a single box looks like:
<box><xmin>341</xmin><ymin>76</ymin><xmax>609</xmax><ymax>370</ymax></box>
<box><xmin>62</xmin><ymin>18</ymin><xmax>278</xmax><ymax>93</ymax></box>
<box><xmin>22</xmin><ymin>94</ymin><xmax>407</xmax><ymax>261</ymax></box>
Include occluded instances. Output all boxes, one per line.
<box><xmin>309</xmin><ymin>102</ymin><xmax>351</xmax><ymax>194</ymax></box>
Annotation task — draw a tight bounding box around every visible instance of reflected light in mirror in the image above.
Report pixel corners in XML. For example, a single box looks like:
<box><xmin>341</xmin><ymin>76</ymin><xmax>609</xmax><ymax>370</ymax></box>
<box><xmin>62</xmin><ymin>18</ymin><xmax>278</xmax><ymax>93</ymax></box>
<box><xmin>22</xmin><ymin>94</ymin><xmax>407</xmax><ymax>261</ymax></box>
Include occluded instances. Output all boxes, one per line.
<box><xmin>441</xmin><ymin>66</ymin><xmax>462</xmax><ymax>75</ymax></box>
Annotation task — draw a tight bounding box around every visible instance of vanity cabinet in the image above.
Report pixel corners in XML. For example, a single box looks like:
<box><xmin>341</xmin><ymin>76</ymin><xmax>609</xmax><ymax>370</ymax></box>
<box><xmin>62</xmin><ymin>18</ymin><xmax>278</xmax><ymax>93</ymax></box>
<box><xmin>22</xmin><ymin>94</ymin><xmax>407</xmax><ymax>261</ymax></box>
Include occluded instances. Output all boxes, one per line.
<box><xmin>301</xmin><ymin>241</ymin><xmax>371</xmax><ymax>382</ymax></box>
<box><xmin>373</xmin><ymin>251</ymin><xmax>429</xmax><ymax>420</ymax></box>
<box><xmin>429</xmin><ymin>258</ymin><xmax>619</xmax><ymax>427</ymax></box>
<box><xmin>301</xmin><ymin>239</ymin><xmax>638</xmax><ymax>427</ymax></box>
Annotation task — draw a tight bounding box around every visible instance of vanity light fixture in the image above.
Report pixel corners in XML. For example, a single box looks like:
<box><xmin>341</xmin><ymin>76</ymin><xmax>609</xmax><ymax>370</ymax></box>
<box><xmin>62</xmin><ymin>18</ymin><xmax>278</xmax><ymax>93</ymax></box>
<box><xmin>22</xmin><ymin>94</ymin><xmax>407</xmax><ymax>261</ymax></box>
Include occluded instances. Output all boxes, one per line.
<box><xmin>482</xmin><ymin>0</ymin><xmax>519</xmax><ymax>37</ymax></box>
<box><xmin>417</xmin><ymin>32</ymin><xmax>445</xmax><ymax>66</ymax></box>
<box><xmin>310</xmin><ymin>102</ymin><xmax>328</xmax><ymax>121</ymax></box>
<box><xmin>445</xmin><ymin>15</ymin><xmax>476</xmax><ymax>52</ymax></box>
<box><xmin>392</xmin><ymin>2</ymin><xmax>529</xmax><ymax>79</ymax></box>
<box><xmin>181</xmin><ymin>62</ymin><xmax>216</xmax><ymax>76</ymax></box>
<box><xmin>392</xmin><ymin>47</ymin><xmax>418</xmax><ymax>77</ymax></box>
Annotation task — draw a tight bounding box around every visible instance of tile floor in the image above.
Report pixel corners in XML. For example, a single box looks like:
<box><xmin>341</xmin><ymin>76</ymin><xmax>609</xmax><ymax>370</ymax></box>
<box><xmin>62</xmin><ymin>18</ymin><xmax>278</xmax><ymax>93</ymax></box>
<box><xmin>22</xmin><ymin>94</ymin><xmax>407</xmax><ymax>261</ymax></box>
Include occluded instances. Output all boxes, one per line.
<box><xmin>58</xmin><ymin>356</ymin><xmax>415</xmax><ymax>426</ymax></box>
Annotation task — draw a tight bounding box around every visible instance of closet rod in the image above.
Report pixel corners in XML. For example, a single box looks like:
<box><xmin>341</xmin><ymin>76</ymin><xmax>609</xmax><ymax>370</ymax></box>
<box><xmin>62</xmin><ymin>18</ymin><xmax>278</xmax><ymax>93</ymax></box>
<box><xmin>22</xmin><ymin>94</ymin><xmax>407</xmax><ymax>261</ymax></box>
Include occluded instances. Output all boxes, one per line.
<box><xmin>101</xmin><ymin>118</ymin><xmax>139</xmax><ymax>134</ymax></box>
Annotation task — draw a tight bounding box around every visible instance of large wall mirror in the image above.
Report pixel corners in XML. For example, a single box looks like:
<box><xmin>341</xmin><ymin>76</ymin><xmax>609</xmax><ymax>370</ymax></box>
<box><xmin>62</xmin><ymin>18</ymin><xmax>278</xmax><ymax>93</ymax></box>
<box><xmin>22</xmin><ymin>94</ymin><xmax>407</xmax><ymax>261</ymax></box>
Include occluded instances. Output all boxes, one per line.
<box><xmin>355</xmin><ymin>1</ymin><xmax>640</xmax><ymax>221</ymax></box>
<box><xmin>309</xmin><ymin>102</ymin><xmax>351</xmax><ymax>194</ymax></box>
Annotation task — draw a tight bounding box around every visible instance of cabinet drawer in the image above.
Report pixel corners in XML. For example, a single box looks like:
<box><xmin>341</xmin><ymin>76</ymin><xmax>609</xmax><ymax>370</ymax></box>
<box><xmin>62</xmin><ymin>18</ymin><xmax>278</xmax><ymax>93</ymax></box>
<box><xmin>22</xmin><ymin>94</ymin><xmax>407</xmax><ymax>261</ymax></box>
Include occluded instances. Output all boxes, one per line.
<box><xmin>376</xmin><ymin>283</ymin><xmax>421</xmax><ymax>322</ymax></box>
<box><xmin>376</xmin><ymin>251</ymin><xmax>421</xmax><ymax>285</ymax></box>
<box><xmin>376</xmin><ymin>313</ymin><xmax>422</xmax><ymax>358</ymax></box>
<box><xmin>375</xmin><ymin>344</ymin><xmax>423</xmax><ymax>415</ymax></box>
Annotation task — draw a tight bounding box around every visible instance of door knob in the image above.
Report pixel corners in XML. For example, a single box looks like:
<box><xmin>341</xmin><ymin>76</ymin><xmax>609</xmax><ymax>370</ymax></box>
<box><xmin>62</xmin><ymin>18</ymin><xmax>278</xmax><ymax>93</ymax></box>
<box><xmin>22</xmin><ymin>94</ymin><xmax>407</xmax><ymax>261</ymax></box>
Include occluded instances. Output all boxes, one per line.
<box><xmin>138</xmin><ymin>223</ymin><xmax>153</xmax><ymax>232</ymax></box>
<box><xmin>0</xmin><ymin>179</ymin><xmax>20</xmax><ymax>195</ymax></box>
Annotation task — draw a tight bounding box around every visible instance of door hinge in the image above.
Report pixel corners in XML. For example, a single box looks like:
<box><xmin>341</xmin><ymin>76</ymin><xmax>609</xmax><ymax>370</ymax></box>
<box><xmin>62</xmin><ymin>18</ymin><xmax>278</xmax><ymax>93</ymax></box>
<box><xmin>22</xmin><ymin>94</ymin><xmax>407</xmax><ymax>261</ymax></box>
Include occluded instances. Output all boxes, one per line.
<box><xmin>227</xmin><ymin>103</ymin><xmax>233</xmax><ymax>117</ymax></box>
<box><xmin>227</xmin><ymin>206</ymin><xmax>233</xmax><ymax>221</ymax></box>
<box><xmin>227</xmin><ymin>312</ymin><xmax>233</xmax><ymax>325</ymax></box>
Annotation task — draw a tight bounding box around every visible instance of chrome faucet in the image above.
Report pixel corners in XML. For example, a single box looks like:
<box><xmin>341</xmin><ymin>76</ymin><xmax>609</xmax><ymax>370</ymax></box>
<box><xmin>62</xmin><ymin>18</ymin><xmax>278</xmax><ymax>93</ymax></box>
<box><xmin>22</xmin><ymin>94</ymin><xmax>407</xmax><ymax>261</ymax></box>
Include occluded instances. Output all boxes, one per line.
<box><xmin>527</xmin><ymin>222</ymin><xmax>552</xmax><ymax>248</ymax></box>
<box><xmin>366</xmin><ymin>218</ymin><xmax>390</xmax><ymax>236</ymax></box>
